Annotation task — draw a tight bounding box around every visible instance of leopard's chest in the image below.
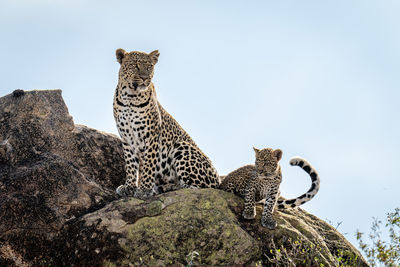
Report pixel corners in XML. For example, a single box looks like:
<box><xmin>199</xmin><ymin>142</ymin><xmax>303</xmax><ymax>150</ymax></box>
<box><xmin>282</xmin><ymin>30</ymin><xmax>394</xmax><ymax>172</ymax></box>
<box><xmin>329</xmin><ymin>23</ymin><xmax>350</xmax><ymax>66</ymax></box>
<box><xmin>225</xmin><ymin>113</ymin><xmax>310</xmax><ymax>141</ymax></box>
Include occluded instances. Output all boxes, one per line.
<box><xmin>115</xmin><ymin>105</ymin><xmax>159</xmax><ymax>148</ymax></box>
<box><xmin>257</xmin><ymin>182</ymin><xmax>270</xmax><ymax>200</ymax></box>
<box><xmin>254</xmin><ymin>176</ymin><xmax>278</xmax><ymax>201</ymax></box>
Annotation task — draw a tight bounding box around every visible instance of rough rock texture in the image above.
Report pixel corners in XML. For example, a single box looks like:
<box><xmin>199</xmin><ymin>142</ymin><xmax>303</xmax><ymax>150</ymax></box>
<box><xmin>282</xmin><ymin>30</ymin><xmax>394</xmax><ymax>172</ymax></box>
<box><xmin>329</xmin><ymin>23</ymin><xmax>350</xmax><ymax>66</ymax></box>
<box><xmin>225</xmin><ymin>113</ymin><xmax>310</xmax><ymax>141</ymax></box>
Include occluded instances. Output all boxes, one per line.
<box><xmin>0</xmin><ymin>90</ymin><xmax>125</xmax><ymax>265</ymax></box>
<box><xmin>0</xmin><ymin>90</ymin><xmax>368</xmax><ymax>266</ymax></box>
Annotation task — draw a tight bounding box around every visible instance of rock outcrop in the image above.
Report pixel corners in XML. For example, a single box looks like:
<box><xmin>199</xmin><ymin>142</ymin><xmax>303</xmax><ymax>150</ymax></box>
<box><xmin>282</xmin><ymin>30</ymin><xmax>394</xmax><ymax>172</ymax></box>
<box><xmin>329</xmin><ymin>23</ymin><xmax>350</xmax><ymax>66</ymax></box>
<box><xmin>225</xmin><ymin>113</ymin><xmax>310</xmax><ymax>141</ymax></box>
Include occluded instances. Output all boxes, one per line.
<box><xmin>0</xmin><ymin>90</ymin><xmax>367</xmax><ymax>266</ymax></box>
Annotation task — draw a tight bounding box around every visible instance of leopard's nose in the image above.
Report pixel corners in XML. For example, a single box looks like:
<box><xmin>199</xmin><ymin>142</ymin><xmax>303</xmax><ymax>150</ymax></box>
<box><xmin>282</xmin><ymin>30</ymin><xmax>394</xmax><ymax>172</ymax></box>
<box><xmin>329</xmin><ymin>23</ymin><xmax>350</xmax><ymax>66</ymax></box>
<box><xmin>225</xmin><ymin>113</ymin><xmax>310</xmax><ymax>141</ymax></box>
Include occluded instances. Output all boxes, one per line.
<box><xmin>132</xmin><ymin>82</ymin><xmax>139</xmax><ymax>89</ymax></box>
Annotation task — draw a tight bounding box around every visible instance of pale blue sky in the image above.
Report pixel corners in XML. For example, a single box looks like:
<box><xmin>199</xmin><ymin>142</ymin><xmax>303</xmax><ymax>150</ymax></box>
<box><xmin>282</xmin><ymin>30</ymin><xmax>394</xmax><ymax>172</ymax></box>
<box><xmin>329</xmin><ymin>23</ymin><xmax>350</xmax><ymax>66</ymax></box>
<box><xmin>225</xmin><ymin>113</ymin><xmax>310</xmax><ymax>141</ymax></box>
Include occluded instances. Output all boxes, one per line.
<box><xmin>1</xmin><ymin>0</ymin><xmax>399</xmax><ymax>248</ymax></box>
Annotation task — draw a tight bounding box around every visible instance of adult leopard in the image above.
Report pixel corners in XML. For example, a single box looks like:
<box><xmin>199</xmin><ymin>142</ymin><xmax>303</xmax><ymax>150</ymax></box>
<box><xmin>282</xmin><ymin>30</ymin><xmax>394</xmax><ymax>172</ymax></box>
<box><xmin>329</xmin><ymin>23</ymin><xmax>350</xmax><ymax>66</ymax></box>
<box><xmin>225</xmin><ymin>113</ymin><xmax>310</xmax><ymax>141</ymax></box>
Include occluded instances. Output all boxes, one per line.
<box><xmin>113</xmin><ymin>49</ymin><xmax>220</xmax><ymax>199</ymax></box>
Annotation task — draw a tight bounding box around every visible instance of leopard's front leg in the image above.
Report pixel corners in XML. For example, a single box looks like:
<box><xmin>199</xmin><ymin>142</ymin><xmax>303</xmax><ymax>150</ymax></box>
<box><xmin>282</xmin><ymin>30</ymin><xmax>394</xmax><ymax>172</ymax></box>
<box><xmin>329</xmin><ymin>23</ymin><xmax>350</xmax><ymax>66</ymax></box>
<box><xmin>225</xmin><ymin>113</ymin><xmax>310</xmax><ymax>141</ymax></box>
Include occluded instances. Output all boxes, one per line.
<box><xmin>242</xmin><ymin>180</ymin><xmax>257</xmax><ymax>220</ymax></box>
<box><xmin>261</xmin><ymin>186</ymin><xmax>279</xmax><ymax>229</ymax></box>
<box><xmin>117</xmin><ymin>150</ymin><xmax>158</xmax><ymax>199</ymax></box>
<box><xmin>116</xmin><ymin>142</ymin><xmax>140</xmax><ymax>196</ymax></box>
<box><xmin>133</xmin><ymin>147</ymin><xmax>160</xmax><ymax>199</ymax></box>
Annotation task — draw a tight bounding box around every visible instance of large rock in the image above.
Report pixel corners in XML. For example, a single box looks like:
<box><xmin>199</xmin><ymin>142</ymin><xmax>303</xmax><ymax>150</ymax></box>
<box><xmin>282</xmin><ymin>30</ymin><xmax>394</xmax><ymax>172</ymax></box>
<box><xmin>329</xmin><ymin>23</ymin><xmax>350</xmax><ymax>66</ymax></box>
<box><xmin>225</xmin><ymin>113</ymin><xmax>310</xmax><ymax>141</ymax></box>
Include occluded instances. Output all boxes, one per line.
<box><xmin>0</xmin><ymin>90</ymin><xmax>368</xmax><ymax>266</ymax></box>
<box><xmin>0</xmin><ymin>90</ymin><xmax>125</xmax><ymax>265</ymax></box>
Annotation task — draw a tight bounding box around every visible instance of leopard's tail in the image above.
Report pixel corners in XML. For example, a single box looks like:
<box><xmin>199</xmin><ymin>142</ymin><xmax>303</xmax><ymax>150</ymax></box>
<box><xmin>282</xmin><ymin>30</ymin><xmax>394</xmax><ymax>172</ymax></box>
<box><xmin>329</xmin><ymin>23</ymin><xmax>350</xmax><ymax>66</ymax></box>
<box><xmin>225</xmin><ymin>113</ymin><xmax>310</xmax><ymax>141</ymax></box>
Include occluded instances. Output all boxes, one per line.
<box><xmin>276</xmin><ymin>157</ymin><xmax>320</xmax><ymax>210</ymax></box>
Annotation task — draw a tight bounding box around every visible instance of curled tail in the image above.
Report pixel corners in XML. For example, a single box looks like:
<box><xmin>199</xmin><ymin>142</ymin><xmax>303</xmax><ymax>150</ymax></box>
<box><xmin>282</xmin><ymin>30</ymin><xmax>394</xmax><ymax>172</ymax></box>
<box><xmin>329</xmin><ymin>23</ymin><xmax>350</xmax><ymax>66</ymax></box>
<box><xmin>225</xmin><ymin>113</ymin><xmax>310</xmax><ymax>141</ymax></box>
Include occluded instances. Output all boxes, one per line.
<box><xmin>277</xmin><ymin>157</ymin><xmax>320</xmax><ymax>210</ymax></box>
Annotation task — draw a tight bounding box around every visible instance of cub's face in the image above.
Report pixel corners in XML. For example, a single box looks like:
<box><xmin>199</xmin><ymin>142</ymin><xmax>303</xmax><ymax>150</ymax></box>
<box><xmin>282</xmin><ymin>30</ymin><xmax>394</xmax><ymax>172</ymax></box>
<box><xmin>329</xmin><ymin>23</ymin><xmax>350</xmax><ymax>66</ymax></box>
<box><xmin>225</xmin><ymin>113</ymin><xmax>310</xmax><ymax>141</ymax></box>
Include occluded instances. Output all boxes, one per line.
<box><xmin>253</xmin><ymin>147</ymin><xmax>282</xmax><ymax>176</ymax></box>
<box><xmin>116</xmin><ymin>49</ymin><xmax>160</xmax><ymax>91</ymax></box>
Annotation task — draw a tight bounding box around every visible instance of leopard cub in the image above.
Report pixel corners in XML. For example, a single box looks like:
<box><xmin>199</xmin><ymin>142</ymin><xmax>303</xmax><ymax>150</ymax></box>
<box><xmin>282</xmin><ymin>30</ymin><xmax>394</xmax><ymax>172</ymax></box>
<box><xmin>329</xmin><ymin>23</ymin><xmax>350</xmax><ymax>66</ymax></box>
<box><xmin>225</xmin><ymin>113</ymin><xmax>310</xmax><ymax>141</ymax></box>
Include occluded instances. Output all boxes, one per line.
<box><xmin>219</xmin><ymin>147</ymin><xmax>320</xmax><ymax>229</ymax></box>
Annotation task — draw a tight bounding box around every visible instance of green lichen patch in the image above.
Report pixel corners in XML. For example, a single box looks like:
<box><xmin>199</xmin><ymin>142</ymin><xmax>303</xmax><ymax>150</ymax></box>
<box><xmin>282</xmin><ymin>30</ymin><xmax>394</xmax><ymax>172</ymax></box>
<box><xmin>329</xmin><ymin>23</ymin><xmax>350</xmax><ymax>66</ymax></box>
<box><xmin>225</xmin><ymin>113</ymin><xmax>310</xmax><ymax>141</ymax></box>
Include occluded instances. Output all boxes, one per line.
<box><xmin>146</xmin><ymin>200</ymin><xmax>163</xmax><ymax>217</ymax></box>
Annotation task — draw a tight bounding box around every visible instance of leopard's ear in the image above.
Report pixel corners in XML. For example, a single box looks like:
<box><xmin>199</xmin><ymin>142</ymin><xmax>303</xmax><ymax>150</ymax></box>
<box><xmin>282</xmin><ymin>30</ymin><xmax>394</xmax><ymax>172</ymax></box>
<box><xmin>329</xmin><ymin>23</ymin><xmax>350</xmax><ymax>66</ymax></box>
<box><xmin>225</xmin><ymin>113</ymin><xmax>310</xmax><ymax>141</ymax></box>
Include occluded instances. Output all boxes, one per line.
<box><xmin>149</xmin><ymin>50</ymin><xmax>160</xmax><ymax>64</ymax></box>
<box><xmin>273</xmin><ymin>149</ymin><xmax>283</xmax><ymax>161</ymax></box>
<box><xmin>116</xmin><ymin>48</ymin><xmax>126</xmax><ymax>64</ymax></box>
<box><xmin>253</xmin><ymin>147</ymin><xmax>260</xmax><ymax>154</ymax></box>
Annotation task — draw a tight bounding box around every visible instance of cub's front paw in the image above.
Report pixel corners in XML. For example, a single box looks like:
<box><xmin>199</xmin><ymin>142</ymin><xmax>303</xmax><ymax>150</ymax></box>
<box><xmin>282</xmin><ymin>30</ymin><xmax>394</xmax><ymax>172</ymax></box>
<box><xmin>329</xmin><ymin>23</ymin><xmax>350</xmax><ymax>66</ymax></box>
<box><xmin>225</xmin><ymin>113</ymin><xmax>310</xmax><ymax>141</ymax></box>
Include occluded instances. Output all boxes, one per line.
<box><xmin>242</xmin><ymin>208</ymin><xmax>256</xmax><ymax>220</ymax></box>
<box><xmin>261</xmin><ymin>216</ymin><xmax>277</xmax><ymax>230</ymax></box>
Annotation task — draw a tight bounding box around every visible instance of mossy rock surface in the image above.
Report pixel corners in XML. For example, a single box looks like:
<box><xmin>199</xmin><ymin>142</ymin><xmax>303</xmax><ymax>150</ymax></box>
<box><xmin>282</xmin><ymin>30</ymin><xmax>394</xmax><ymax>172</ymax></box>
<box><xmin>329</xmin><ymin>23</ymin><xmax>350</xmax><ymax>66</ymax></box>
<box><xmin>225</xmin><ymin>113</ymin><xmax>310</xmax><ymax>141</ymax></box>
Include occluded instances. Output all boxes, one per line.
<box><xmin>42</xmin><ymin>189</ymin><xmax>367</xmax><ymax>266</ymax></box>
<box><xmin>67</xmin><ymin>189</ymin><xmax>261</xmax><ymax>266</ymax></box>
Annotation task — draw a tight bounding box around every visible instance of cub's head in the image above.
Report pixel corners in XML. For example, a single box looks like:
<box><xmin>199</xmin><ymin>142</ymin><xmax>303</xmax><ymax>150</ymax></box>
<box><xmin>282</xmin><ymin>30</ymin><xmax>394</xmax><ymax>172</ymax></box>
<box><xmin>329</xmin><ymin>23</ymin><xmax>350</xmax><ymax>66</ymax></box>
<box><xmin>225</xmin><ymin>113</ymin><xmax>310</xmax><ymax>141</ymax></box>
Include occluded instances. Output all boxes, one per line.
<box><xmin>253</xmin><ymin>147</ymin><xmax>282</xmax><ymax>176</ymax></box>
<box><xmin>116</xmin><ymin>49</ymin><xmax>160</xmax><ymax>91</ymax></box>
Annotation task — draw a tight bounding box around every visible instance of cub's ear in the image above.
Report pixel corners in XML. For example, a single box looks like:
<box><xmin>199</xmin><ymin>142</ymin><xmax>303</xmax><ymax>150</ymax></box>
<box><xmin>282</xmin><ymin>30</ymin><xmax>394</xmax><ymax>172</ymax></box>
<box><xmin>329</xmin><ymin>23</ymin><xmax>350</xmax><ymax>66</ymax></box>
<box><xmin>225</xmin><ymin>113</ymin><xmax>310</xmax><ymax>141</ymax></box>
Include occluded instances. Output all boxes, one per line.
<box><xmin>149</xmin><ymin>50</ymin><xmax>160</xmax><ymax>64</ymax></box>
<box><xmin>273</xmin><ymin>149</ymin><xmax>283</xmax><ymax>161</ymax></box>
<box><xmin>116</xmin><ymin>48</ymin><xmax>126</xmax><ymax>64</ymax></box>
<box><xmin>253</xmin><ymin>147</ymin><xmax>260</xmax><ymax>154</ymax></box>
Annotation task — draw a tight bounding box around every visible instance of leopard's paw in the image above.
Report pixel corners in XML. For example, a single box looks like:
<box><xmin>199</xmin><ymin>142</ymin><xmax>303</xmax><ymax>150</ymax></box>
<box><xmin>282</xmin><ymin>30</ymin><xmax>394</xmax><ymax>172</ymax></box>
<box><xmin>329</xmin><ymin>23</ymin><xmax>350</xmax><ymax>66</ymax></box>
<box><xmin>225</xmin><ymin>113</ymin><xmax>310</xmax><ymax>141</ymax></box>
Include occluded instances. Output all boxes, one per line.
<box><xmin>116</xmin><ymin>184</ymin><xmax>137</xmax><ymax>197</ymax></box>
<box><xmin>133</xmin><ymin>188</ymin><xmax>155</xmax><ymax>200</ymax></box>
<box><xmin>261</xmin><ymin>216</ymin><xmax>277</xmax><ymax>230</ymax></box>
<box><xmin>116</xmin><ymin>185</ymin><xmax>127</xmax><ymax>196</ymax></box>
<box><xmin>242</xmin><ymin>208</ymin><xmax>256</xmax><ymax>220</ymax></box>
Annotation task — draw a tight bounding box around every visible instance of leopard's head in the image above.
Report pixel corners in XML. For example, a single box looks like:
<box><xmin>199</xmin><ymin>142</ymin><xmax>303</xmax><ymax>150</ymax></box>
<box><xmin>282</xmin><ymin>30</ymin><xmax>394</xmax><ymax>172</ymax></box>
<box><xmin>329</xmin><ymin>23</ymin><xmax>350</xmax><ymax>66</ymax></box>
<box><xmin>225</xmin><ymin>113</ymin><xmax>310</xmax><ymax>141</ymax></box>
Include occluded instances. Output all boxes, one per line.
<box><xmin>253</xmin><ymin>147</ymin><xmax>282</xmax><ymax>176</ymax></box>
<box><xmin>116</xmin><ymin>49</ymin><xmax>160</xmax><ymax>91</ymax></box>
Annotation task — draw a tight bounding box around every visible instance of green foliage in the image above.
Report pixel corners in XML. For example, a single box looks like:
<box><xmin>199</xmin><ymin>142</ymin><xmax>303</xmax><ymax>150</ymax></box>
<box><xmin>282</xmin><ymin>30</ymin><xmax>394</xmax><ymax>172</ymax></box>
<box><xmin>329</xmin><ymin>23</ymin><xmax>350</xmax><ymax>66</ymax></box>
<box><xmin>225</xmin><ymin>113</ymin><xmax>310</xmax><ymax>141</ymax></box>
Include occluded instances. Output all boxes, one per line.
<box><xmin>335</xmin><ymin>249</ymin><xmax>360</xmax><ymax>267</ymax></box>
<box><xmin>356</xmin><ymin>208</ymin><xmax>400</xmax><ymax>267</ymax></box>
<box><xmin>265</xmin><ymin>237</ymin><xmax>358</xmax><ymax>266</ymax></box>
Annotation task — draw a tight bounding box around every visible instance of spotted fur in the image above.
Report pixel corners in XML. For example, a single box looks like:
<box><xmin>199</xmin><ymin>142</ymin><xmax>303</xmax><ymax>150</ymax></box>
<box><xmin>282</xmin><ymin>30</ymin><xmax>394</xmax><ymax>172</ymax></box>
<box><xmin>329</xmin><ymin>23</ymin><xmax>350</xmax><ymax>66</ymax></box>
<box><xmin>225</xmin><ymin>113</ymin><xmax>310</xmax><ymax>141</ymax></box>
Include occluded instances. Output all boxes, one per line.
<box><xmin>113</xmin><ymin>49</ymin><xmax>220</xmax><ymax>199</ymax></box>
<box><xmin>219</xmin><ymin>148</ymin><xmax>320</xmax><ymax>229</ymax></box>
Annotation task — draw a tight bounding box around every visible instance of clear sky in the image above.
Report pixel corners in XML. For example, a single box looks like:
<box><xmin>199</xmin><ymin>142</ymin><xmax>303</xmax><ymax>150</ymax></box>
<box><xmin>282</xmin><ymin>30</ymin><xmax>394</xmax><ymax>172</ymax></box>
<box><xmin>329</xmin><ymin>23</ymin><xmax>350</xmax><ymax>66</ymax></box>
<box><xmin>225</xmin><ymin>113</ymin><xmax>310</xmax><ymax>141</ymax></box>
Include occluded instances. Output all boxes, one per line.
<box><xmin>1</xmin><ymin>0</ymin><xmax>399</xmax><ymax>248</ymax></box>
